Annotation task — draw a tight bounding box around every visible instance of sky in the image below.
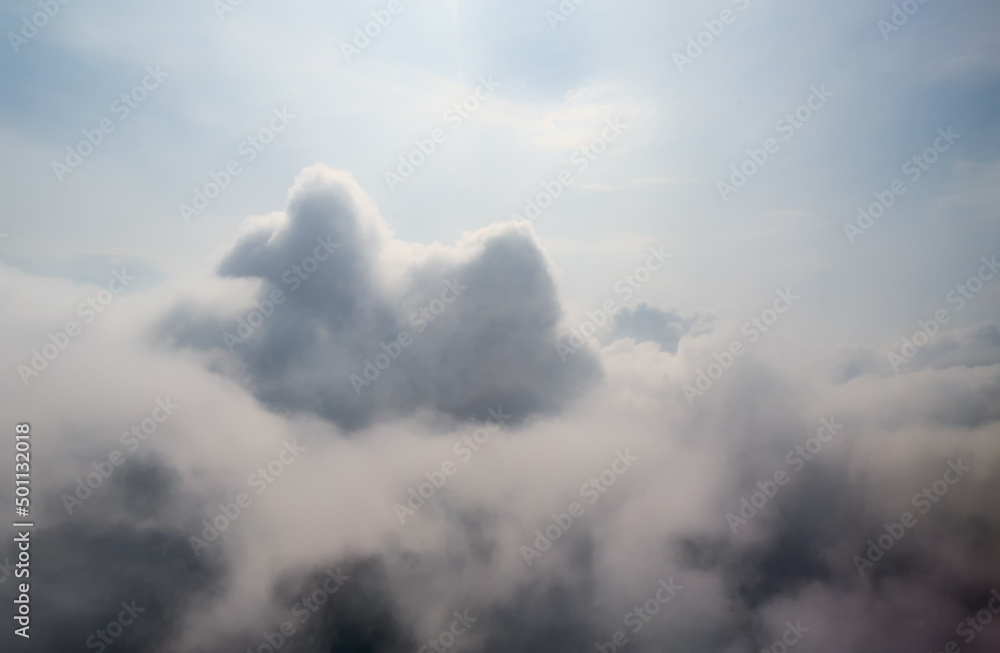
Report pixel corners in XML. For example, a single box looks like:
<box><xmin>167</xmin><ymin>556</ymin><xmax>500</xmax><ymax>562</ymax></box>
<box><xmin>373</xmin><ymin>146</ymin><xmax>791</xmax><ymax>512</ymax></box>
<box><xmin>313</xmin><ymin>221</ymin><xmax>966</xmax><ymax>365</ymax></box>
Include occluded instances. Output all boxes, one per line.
<box><xmin>1</xmin><ymin>0</ymin><xmax>999</xmax><ymax>651</ymax></box>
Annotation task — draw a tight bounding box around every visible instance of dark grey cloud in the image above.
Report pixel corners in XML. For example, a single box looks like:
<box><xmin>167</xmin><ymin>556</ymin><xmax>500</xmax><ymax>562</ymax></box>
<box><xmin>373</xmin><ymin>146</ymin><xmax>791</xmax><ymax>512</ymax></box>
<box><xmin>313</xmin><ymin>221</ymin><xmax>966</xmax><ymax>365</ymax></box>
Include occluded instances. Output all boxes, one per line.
<box><xmin>160</xmin><ymin>166</ymin><xmax>601</xmax><ymax>431</ymax></box>
<box><xmin>213</xmin><ymin>556</ymin><xmax>417</xmax><ymax>653</ymax></box>
<box><xmin>829</xmin><ymin>342</ymin><xmax>882</xmax><ymax>384</ymax></box>
<box><xmin>1</xmin><ymin>458</ymin><xmax>227</xmax><ymax>653</ymax></box>
<box><xmin>668</xmin><ymin>356</ymin><xmax>1000</xmax><ymax>653</ymax></box>
<box><xmin>830</xmin><ymin>322</ymin><xmax>1000</xmax><ymax>384</ymax></box>
<box><xmin>894</xmin><ymin>321</ymin><xmax>1000</xmax><ymax>374</ymax></box>
<box><xmin>606</xmin><ymin>303</ymin><xmax>712</xmax><ymax>353</ymax></box>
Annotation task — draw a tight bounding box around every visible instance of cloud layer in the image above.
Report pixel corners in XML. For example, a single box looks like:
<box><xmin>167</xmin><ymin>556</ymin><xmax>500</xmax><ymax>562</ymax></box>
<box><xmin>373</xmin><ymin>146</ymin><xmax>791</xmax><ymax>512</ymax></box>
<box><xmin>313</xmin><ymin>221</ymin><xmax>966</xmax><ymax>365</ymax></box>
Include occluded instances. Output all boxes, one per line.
<box><xmin>1</xmin><ymin>167</ymin><xmax>998</xmax><ymax>653</ymax></box>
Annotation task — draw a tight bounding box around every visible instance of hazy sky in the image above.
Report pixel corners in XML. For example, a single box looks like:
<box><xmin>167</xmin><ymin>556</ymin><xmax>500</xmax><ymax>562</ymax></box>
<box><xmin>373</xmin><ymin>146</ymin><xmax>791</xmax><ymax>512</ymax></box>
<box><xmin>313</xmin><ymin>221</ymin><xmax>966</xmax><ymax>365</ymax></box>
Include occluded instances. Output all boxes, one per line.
<box><xmin>1</xmin><ymin>1</ymin><xmax>999</xmax><ymax>652</ymax></box>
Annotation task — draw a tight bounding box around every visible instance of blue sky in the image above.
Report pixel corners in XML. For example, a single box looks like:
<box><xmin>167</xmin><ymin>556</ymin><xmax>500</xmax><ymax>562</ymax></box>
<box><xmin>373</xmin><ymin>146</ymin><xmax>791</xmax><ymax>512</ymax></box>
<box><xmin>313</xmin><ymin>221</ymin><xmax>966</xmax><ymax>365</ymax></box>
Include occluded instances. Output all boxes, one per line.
<box><xmin>3</xmin><ymin>0</ymin><xmax>997</xmax><ymax>350</ymax></box>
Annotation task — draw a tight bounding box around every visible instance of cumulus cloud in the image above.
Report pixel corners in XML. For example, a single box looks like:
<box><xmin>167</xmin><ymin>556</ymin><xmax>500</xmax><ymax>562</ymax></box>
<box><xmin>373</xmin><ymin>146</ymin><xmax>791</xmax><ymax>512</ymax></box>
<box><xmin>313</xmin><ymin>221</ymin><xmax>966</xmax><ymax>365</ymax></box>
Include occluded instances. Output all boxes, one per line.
<box><xmin>160</xmin><ymin>165</ymin><xmax>602</xmax><ymax>431</ymax></box>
